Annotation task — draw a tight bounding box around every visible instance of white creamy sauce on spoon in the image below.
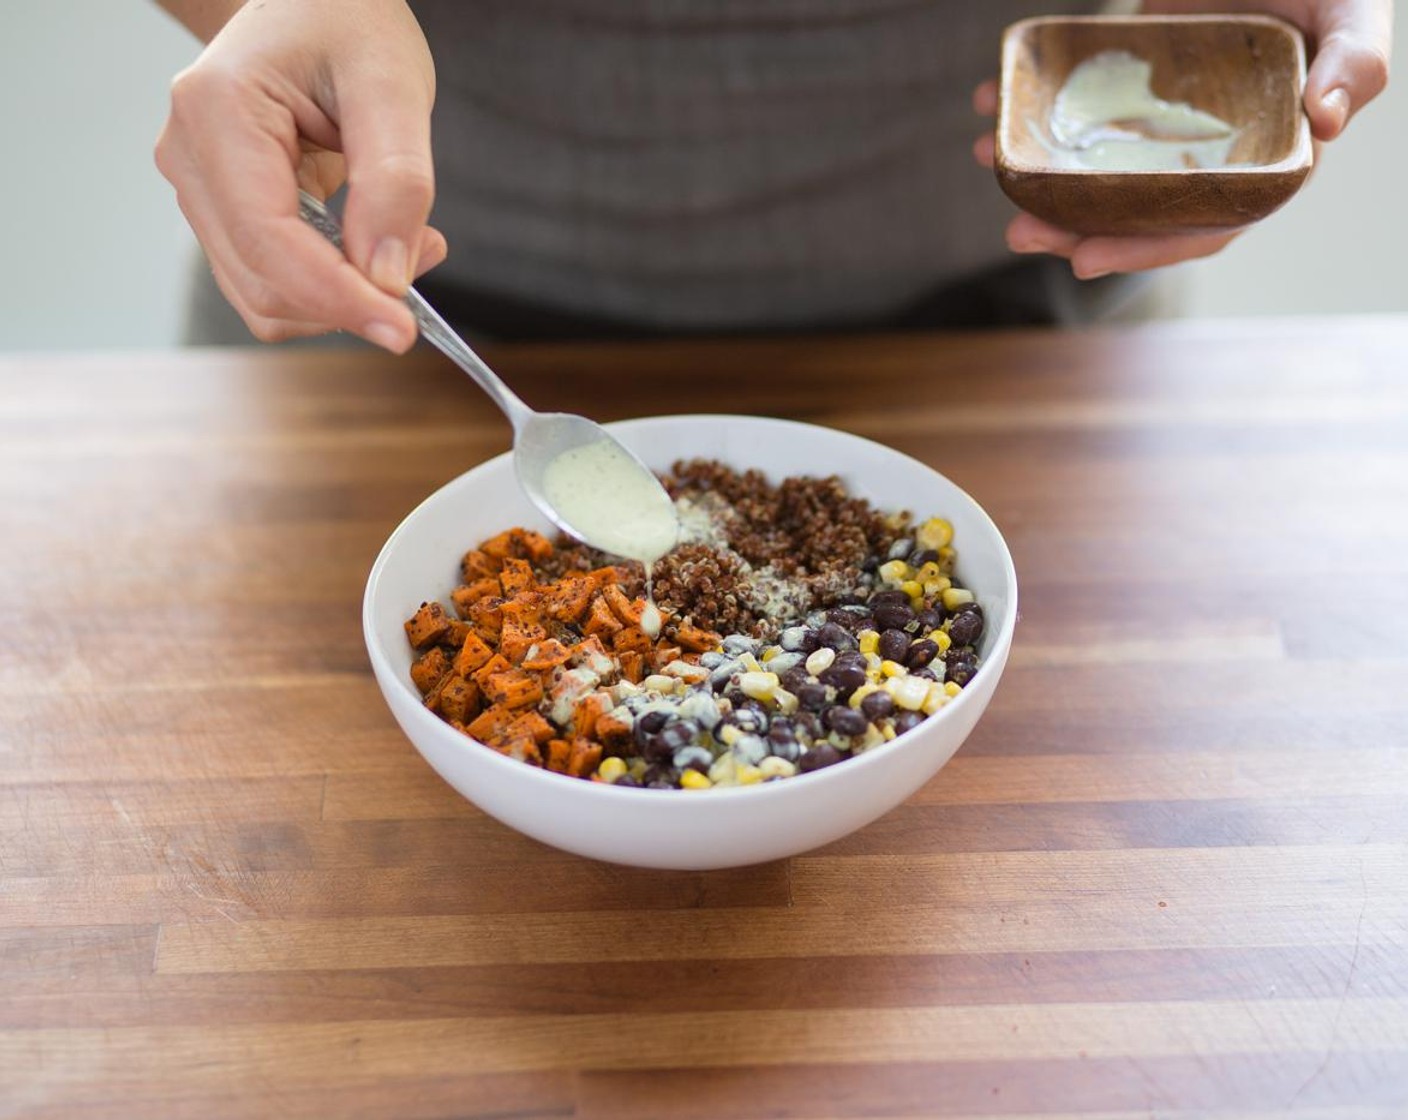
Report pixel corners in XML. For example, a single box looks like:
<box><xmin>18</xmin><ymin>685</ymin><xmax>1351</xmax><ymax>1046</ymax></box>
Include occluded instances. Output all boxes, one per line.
<box><xmin>542</xmin><ymin>439</ymin><xmax>680</xmax><ymax>621</ymax></box>
<box><xmin>1034</xmin><ymin>50</ymin><xmax>1240</xmax><ymax>171</ymax></box>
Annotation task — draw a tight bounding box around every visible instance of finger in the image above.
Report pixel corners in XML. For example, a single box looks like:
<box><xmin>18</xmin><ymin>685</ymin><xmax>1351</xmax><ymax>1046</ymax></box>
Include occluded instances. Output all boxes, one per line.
<box><xmin>162</xmin><ymin>66</ymin><xmax>419</xmax><ymax>351</ymax></box>
<box><xmin>204</xmin><ymin>253</ymin><xmax>336</xmax><ymax>343</ymax></box>
<box><xmin>973</xmin><ymin>132</ymin><xmax>996</xmax><ymax>169</ymax></box>
<box><xmin>973</xmin><ymin>78</ymin><xmax>999</xmax><ymax>116</ymax></box>
<box><xmin>1005</xmin><ymin>212</ymin><xmax>1082</xmax><ymax>259</ymax></box>
<box><xmin>1069</xmin><ymin>229</ymin><xmax>1243</xmax><ymax>279</ymax></box>
<box><xmin>413</xmin><ymin>226</ymin><xmax>448</xmax><ymax>278</ymax></box>
<box><xmin>1303</xmin><ymin>0</ymin><xmax>1393</xmax><ymax>140</ymax></box>
<box><xmin>335</xmin><ymin>62</ymin><xmax>436</xmax><ymax>298</ymax></box>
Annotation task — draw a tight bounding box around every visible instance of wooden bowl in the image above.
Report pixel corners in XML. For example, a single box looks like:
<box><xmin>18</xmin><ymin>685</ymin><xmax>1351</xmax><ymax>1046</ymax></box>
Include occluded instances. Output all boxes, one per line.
<box><xmin>995</xmin><ymin>15</ymin><xmax>1313</xmax><ymax>236</ymax></box>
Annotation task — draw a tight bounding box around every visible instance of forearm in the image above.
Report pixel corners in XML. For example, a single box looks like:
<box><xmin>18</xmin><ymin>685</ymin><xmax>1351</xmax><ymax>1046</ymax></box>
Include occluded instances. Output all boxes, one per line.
<box><xmin>153</xmin><ymin>0</ymin><xmax>246</xmax><ymax>43</ymax></box>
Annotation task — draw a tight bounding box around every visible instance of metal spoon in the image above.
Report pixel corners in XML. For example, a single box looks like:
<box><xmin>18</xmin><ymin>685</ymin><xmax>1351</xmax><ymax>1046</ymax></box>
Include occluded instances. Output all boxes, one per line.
<box><xmin>297</xmin><ymin>191</ymin><xmax>678</xmax><ymax>561</ymax></box>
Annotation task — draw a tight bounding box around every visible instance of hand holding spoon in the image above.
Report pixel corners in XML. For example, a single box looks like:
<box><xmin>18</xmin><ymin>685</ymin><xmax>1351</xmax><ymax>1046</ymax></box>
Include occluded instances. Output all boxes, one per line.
<box><xmin>297</xmin><ymin>191</ymin><xmax>679</xmax><ymax>566</ymax></box>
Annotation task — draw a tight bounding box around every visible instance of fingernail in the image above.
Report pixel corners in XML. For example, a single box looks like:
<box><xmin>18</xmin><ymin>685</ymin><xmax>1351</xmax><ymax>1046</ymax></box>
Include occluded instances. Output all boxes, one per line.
<box><xmin>1322</xmin><ymin>87</ymin><xmax>1351</xmax><ymax>132</ymax></box>
<box><xmin>366</xmin><ymin>320</ymin><xmax>407</xmax><ymax>352</ymax></box>
<box><xmin>1076</xmin><ymin>265</ymin><xmax>1111</xmax><ymax>281</ymax></box>
<box><xmin>370</xmin><ymin>237</ymin><xmax>410</xmax><ymax>294</ymax></box>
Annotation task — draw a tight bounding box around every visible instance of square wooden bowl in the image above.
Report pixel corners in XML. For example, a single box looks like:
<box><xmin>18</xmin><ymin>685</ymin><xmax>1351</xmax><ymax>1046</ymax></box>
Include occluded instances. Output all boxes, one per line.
<box><xmin>995</xmin><ymin>15</ymin><xmax>1313</xmax><ymax>236</ymax></box>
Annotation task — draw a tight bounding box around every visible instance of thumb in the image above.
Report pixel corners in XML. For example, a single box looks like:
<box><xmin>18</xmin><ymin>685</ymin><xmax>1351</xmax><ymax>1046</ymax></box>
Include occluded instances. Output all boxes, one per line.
<box><xmin>336</xmin><ymin>66</ymin><xmax>437</xmax><ymax>297</ymax></box>
<box><xmin>1303</xmin><ymin>0</ymin><xmax>1393</xmax><ymax>140</ymax></box>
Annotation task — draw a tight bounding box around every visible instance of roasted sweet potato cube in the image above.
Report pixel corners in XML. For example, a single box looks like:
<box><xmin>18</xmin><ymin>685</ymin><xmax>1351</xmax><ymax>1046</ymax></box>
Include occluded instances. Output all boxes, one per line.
<box><xmin>581</xmin><ymin>594</ymin><xmax>624</xmax><ymax>638</ymax></box>
<box><xmin>601</xmin><ymin>584</ymin><xmax>643</xmax><ymax>626</ymax></box>
<box><xmin>594</xmin><ymin>710</ymin><xmax>634</xmax><ymax>752</ymax></box>
<box><xmin>471</xmin><ymin>653</ymin><xmax>512</xmax><ymax>690</ymax></box>
<box><xmin>649</xmin><ymin>644</ymin><xmax>683</xmax><ymax>672</ymax></box>
<box><xmin>544</xmin><ymin>575</ymin><xmax>595</xmax><ymax>625</ymax></box>
<box><xmin>566</xmin><ymin>737</ymin><xmax>603</xmax><ymax>778</ymax></box>
<box><xmin>518</xmin><ymin>529</ymin><xmax>554</xmax><ymax>562</ymax></box>
<box><xmin>466</xmin><ymin>704</ymin><xmax>516</xmax><ymax>743</ymax></box>
<box><xmin>483</xmin><ymin>669</ymin><xmax>544</xmax><ymax>710</ymax></box>
<box><xmin>466</xmin><ymin>597</ymin><xmax>504</xmax><ymax>640</ymax></box>
<box><xmin>572</xmin><ymin>691</ymin><xmax>612</xmax><ymax>738</ymax></box>
<box><xmin>545</xmin><ymin>738</ymin><xmax>572</xmax><ymax>773</ymax></box>
<box><xmin>452</xmin><ymin>632</ymin><xmax>496</xmax><ymax>677</ymax></box>
<box><xmin>506</xmin><ymin>709</ymin><xmax>555</xmax><ymax>746</ymax></box>
<box><xmin>461</xmin><ymin>549</ymin><xmax>502</xmax><ymax>582</ymax></box>
<box><xmin>611</xmin><ymin>626</ymin><xmax>653</xmax><ymax>654</ymax></box>
<box><xmin>452</xmin><ymin>579</ymin><xmax>503</xmax><ymax>619</ymax></box>
<box><xmin>436</xmin><ymin>675</ymin><xmax>482</xmax><ymax>723</ymax></box>
<box><xmin>617</xmin><ymin>650</ymin><xmax>645</xmax><ymax>684</ymax></box>
<box><xmin>409</xmin><ymin>647</ymin><xmax>450</xmax><ymax>695</ymax></box>
<box><xmin>670</xmin><ymin>620</ymin><xmax>721</xmax><ymax>653</ymax></box>
<box><xmin>498</xmin><ymin>557</ymin><xmax>534</xmax><ymax>597</ymax></box>
<box><xmin>405</xmin><ymin>601</ymin><xmax>453</xmax><ymax>650</ymax></box>
<box><xmin>521</xmin><ymin>638</ymin><xmax>573</xmax><ymax>671</ymax></box>
<box><xmin>499</xmin><ymin>734</ymin><xmax>542</xmax><ymax>766</ymax></box>
<box><xmin>499</xmin><ymin>616</ymin><xmax>548</xmax><ymax>663</ymax></box>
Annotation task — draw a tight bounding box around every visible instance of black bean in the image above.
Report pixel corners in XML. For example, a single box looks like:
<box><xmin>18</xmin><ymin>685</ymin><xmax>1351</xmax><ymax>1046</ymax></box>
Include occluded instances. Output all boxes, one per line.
<box><xmin>945</xmin><ymin>658</ymin><xmax>978</xmax><ymax>687</ymax></box>
<box><xmin>722</xmin><ymin>687</ymin><xmax>747</xmax><ymax>707</ymax></box>
<box><xmin>796</xmin><ymin>682</ymin><xmax>831</xmax><ymax>712</ymax></box>
<box><xmin>833</xmin><ymin>650</ymin><xmax>868</xmax><ymax>672</ymax></box>
<box><xmin>819</xmin><ymin>664</ymin><xmax>866</xmax><ymax>701</ymax></box>
<box><xmin>780</xmin><ymin>665</ymin><xmax>811</xmax><ymax>693</ymax></box>
<box><xmin>825</xmin><ymin>706</ymin><xmax>869</xmax><ymax>737</ymax></box>
<box><xmin>947</xmin><ymin>605</ymin><xmax>984</xmax><ymax>646</ymax></box>
<box><xmin>726</xmin><ymin>706</ymin><xmax>769</xmax><ymax>735</ymax></box>
<box><xmin>860</xmin><ymin>691</ymin><xmax>894</xmax><ymax>721</ymax></box>
<box><xmin>872</xmin><ymin>602</ymin><xmax>916</xmax><ymax>631</ymax></box>
<box><xmin>861</xmin><ymin>554</ymin><xmax>880</xmax><ymax>573</ymax></box>
<box><xmin>886</xmin><ymin>538</ymin><xmax>914</xmax><ymax>560</ymax></box>
<box><xmin>826</xmin><ymin>609</ymin><xmax>862</xmax><ymax>632</ymax></box>
<box><xmin>868</xmin><ymin>589</ymin><xmax>910</xmax><ymax>609</ymax></box>
<box><xmin>892</xmin><ymin>710</ymin><xmax>925</xmax><ymax>735</ymax></box>
<box><xmin>638</xmin><ymin>710</ymin><xmax>669</xmax><ymax>735</ymax></box>
<box><xmin>816</xmin><ymin>622</ymin><xmax>859</xmax><ymax>652</ymax></box>
<box><xmin>779</xmin><ymin>626</ymin><xmax>816</xmax><ymax>653</ymax></box>
<box><xmin>910</xmin><ymin>666</ymin><xmax>939</xmax><ymax>682</ymax></box>
<box><xmin>768</xmin><ymin>736</ymin><xmax>802</xmax><ymax>763</ymax></box>
<box><xmin>673</xmin><ymin>745</ymin><xmax>713</xmax><ymax>773</ymax></box>
<box><xmin>640</xmin><ymin>733</ymin><xmax>674</xmax><ymax>763</ymax></box>
<box><xmin>642</xmin><ymin>764</ymin><xmax>676</xmax><ymax>788</ymax></box>
<box><xmin>878</xmin><ymin>628</ymin><xmax>910</xmax><ymax>663</ymax></box>
<box><xmin>613</xmin><ymin>774</ymin><xmax>640</xmax><ymax>788</ymax></box>
<box><xmin>793</xmin><ymin>711</ymin><xmax>824</xmax><ymax>742</ymax></box>
<box><xmin>909</xmin><ymin>548</ymin><xmax>940</xmax><ymax>567</ymax></box>
<box><xmin>916</xmin><ymin>607</ymin><xmax>945</xmax><ymax>633</ymax></box>
<box><xmin>905</xmin><ymin>639</ymin><xmax>939</xmax><ymax>669</ymax></box>
<box><xmin>798</xmin><ymin>743</ymin><xmax>843</xmax><ymax>772</ymax></box>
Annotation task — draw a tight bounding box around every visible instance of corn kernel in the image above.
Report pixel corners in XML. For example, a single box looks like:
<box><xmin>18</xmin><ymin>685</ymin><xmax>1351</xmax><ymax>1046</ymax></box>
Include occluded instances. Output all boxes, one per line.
<box><xmin>900</xmin><ymin>579</ymin><xmax>923</xmax><ymax>600</ymax></box>
<box><xmin>932</xmin><ymin>629</ymin><xmax>952</xmax><ymax>652</ymax></box>
<box><xmin>680</xmin><ymin>769</ymin><xmax>713</xmax><ymax>790</ymax></box>
<box><xmin>944</xmin><ymin>681</ymin><xmax>963</xmax><ymax>697</ymax></box>
<box><xmin>857</xmin><ymin>630</ymin><xmax>880</xmax><ymax>654</ymax></box>
<box><xmin>878</xmin><ymin>559</ymin><xmax>911</xmax><ymax>585</ymax></box>
<box><xmin>880</xmin><ymin>659</ymin><xmax>907</xmax><ymax>678</ymax></box>
<box><xmin>760</xmin><ymin>645</ymin><xmax>782</xmax><ymax>663</ymax></box>
<box><xmin>917</xmin><ymin>561</ymin><xmax>943</xmax><ymax>583</ymax></box>
<box><xmin>881</xmin><ymin>723</ymin><xmax>897</xmax><ymax>741</ymax></box>
<box><xmin>864</xmin><ymin>652</ymin><xmax>883</xmax><ymax>673</ymax></box>
<box><xmin>892</xmin><ymin>675</ymin><xmax>930</xmax><ymax>711</ymax></box>
<box><xmin>738</xmin><ymin>652</ymin><xmax>763</xmax><ymax>673</ymax></box>
<box><xmin>597</xmin><ymin>756</ymin><xmax>628</xmax><ymax>783</ymax></box>
<box><xmin>921</xmin><ymin>684</ymin><xmax>948</xmax><ymax>715</ymax></box>
<box><xmin>735</xmin><ymin>764</ymin><xmax>764</xmax><ymax>785</ymax></box>
<box><xmin>938</xmin><ymin>545</ymin><xmax>956</xmax><ymax>563</ymax></box>
<box><xmin>805</xmin><ymin>647</ymin><xmax>836</xmax><ymax>675</ymax></box>
<box><xmin>717</xmin><ymin>724</ymin><xmax>742</xmax><ymax>747</ymax></box>
<box><xmin>738</xmin><ymin>671</ymin><xmax>779</xmax><ymax>700</ymax></box>
<box><xmin>773</xmin><ymin>687</ymin><xmax>799</xmax><ymax>715</ymax></box>
<box><xmin>758</xmin><ymin>756</ymin><xmax>797</xmax><ymax>780</ymax></box>
<box><xmin>643</xmin><ymin>673</ymin><xmax>676</xmax><ymax>693</ymax></box>
<box><xmin>941</xmin><ymin>586</ymin><xmax>976</xmax><ymax>611</ymax></box>
<box><xmin>915</xmin><ymin>517</ymin><xmax>954</xmax><ymax>551</ymax></box>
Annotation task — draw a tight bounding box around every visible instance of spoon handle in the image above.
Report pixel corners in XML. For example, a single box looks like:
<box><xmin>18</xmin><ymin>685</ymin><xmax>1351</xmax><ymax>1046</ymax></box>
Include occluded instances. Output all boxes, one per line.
<box><xmin>296</xmin><ymin>191</ymin><xmax>534</xmax><ymax>431</ymax></box>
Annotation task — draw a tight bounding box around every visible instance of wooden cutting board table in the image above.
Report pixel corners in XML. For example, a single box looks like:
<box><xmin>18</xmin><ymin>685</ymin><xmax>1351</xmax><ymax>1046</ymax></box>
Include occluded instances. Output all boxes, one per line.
<box><xmin>3</xmin><ymin>318</ymin><xmax>1406</xmax><ymax>1118</ymax></box>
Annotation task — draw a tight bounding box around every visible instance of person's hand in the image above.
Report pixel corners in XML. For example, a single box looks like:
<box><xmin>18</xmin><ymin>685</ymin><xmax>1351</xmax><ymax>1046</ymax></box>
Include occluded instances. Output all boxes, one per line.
<box><xmin>155</xmin><ymin>0</ymin><xmax>446</xmax><ymax>350</ymax></box>
<box><xmin>972</xmin><ymin>0</ymin><xmax>1392</xmax><ymax>279</ymax></box>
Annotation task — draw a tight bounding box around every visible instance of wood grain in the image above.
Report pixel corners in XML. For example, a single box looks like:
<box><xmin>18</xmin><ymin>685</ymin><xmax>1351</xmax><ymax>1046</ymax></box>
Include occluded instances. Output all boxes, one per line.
<box><xmin>2</xmin><ymin>319</ymin><xmax>1406</xmax><ymax>1118</ymax></box>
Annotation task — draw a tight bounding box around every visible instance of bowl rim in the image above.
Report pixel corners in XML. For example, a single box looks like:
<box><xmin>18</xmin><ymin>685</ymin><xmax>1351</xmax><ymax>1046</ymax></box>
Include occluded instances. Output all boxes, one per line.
<box><xmin>996</xmin><ymin>13</ymin><xmax>1313</xmax><ymax>179</ymax></box>
<box><xmin>362</xmin><ymin>413</ymin><xmax>1019</xmax><ymax>803</ymax></box>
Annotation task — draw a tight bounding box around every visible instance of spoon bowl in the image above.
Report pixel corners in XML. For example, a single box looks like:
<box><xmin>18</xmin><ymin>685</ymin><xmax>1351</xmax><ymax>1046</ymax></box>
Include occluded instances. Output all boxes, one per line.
<box><xmin>297</xmin><ymin>191</ymin><xmax>679</xmax><ymax>561</ymax></box>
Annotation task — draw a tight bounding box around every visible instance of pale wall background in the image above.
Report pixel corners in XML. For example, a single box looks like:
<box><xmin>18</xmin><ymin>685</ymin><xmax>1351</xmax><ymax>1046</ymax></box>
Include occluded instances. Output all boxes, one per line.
<box><xmin>0</xmin><ymin>3</ymin><xmax>1402</xmax><ymax>351</ymax></box>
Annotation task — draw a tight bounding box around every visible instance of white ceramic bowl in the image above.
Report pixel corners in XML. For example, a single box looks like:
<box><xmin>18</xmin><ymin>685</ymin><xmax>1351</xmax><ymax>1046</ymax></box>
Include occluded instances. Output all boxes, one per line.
<box><xmin>364</xmin><ymin>415</ymin><xmax>1017</xmax><ymax>869</ymax></box>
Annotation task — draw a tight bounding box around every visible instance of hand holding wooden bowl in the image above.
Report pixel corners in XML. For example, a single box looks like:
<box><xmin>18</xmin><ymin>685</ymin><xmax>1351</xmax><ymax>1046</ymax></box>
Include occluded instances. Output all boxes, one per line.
<box><xmin>995</xmin><ymin>15</ymin><xmax>1314</xmax><ymax>237</ymax></box>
